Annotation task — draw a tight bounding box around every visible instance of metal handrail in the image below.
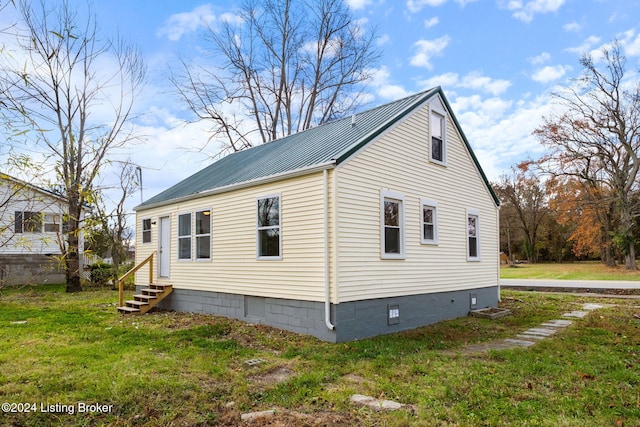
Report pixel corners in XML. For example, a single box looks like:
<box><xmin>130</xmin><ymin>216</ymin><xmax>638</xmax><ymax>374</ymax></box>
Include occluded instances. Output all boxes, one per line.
<box><xmin>118</xmin><ymin>251</ymin><xmax>155</xmax><ymax>307</ymax></box>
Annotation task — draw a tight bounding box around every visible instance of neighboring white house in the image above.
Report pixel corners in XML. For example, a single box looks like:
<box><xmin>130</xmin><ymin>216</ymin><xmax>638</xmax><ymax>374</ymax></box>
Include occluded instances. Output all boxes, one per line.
<box><xmin>0</xmin><ymin>173</ymin><xmax>85</xmax><ymax>285</ymax></box>
<box><xmin>133</xmin><ymin>88</ymin><xmax>501</xmax><ymax>342</ymax></box>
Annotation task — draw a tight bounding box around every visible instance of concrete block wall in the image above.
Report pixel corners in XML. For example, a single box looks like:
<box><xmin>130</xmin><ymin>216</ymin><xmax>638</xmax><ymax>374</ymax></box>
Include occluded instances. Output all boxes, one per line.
<box><xmin>0</xmin><ymin>254</ymin><xmax>65</xmax><ymax>285</ymax></box>
<box><xmin>143</xmin><ymin>284</ymin><xmax>499</xmax><ymax>343</ymax></box>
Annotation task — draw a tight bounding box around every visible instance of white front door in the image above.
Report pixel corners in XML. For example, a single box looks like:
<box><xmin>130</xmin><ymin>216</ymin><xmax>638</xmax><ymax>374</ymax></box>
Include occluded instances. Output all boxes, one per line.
<box><xmin>159</xmin><ymin>216</ymin><xmax>170</xmax><ymax>277</ymax></box>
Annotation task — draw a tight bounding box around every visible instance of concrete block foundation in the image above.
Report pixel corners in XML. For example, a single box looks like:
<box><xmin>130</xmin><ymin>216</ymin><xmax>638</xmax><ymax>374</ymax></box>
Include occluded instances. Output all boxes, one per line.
<box><xmin>145</xmin><ymin>285</ymin><xmax>499</xmax><ymax>342</ymax></box>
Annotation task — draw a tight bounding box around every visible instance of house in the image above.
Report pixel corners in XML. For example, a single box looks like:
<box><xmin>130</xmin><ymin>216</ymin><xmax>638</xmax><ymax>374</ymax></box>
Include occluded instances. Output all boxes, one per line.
<box><xmin>0</xmin><ymin>173</ymin><xmax>87</xmax><ymax>285</ymax></box>
<box><xmin>131</xmin><ymin>87</ymin><xmax>501</xmax><ymax>342</ymax></box>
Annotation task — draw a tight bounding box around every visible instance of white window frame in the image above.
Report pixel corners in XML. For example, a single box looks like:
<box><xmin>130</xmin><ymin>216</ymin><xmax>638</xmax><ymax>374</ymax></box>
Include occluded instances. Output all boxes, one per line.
<box><xmin>142</xmin><ymin>218</ymin><xmax>152</xmax><ymax>244</ymax></box>
<box><xmin>43</xmin><ymin>213</ymin><xmax>61</xmax><ymax>233</ymax></box>
<box><xmin>177</xmin><ymin>212</ymin><xmax>192</xmax><ymax>261</ymax></box>
<box><xmin>194</xmin><ymin>209</ymin><xmax>212</xmax><ymax>261</ymax></box>
<box><xmin>256</xmin><ymin>194</ymin><xmax>282</xmax><ymax>260</ymax></box>
<box><xmin>381</xmin><ymin>190</ymin><xmax>405</xmax><ymax>259</ymax></box>
<box><xmin>429</xmin><ymin>108</ymin><xmax>447</xmax><ymax>165</ymax></box>
<box><xmin>466</xmin><ymin>208</ymin><xmax>481</xmax><ymax>261</ymax></box>
<box><xmin>420</xmin><ymin>198</ymin><xmax>438</xmax><ymax>245</ymax></box>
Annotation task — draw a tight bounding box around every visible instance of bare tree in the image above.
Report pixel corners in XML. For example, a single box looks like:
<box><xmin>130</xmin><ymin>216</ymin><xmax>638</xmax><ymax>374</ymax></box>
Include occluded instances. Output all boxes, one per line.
<box><xmin>495</xmin><ymin>163</ymin><xmax>548</xmax><ymax>263</ymax></box>
<box><xmin>171</xmin><ymin>0</ymin><xmax>380</xmax><ymax>154</ymax></box>
<box><xmin>535</xmin><ymin>40</ymin><xmax>640</xmax><ymax>270</ymax></box>
<box><xmin>0</xmin><ymin>0</ymin><xmax>145</xmax><ymax>291</ymax></box>
<box><xmin>88</xmin><ymin>161</ymin><xmax>137</xmax><ymax>286</ymax></box>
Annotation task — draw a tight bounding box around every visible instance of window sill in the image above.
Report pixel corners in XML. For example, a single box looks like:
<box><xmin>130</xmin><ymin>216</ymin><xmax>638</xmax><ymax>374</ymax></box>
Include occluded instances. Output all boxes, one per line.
<box><xmin>257</xmin><ymin>256</ymin><xmax>283</xmax><ymax>261</ymax></box>
<box><xmin>381</xmin><ymin>254</ymin><xmax>406</xmax><ymax>260</ymax></box>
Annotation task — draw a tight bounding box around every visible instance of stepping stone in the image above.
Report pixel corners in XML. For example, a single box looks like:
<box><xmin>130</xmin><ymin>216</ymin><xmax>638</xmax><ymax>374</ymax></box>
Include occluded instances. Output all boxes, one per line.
<box><xmin>582</xmin><ymin>303</ymin><xmax>605</xmax><ymax>310</ymax></box>
<box><xmin>503</xmin><ymin>338</ymin><xmax>536</xmax><ymax>347</ymax></box>
<box><xmin>541</xmin><ymin>319</ymin><xmax>573</xmax><ymax>328</ymax></box>
<box><xmin>350</xmin><ymin>394</ymin><xmax>404</xmax><ymax>411</ymax></box>
<box><xmin>563</xmin><ymin>311</ymin><xmax>588</xmax><ymax>318</ymax></box>
<box><xmin>517</xmin><ymin>334</ymin><xmax>546</xmax><ymax>340</ymax></box>
<box><xmin>527</xmin><ymin>327</ymin><xmax>558</xmax><ymax>336</ymax></box>
<box><xmin>241</xmin><ymin>410</ymin><xmax>275</xmax><ymax>421</ymax></box>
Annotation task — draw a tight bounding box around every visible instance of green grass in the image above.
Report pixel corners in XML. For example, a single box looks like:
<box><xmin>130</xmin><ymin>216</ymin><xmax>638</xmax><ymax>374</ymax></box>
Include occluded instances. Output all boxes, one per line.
<box><xmin>1</xmin><ymin>284</ymin><xmax>639</xmax><ymax>426</ymax></box>
<box><xmin>501</xmin><ymin>261</ymin><xmax>640</xmax><ymax>281</ymax></box>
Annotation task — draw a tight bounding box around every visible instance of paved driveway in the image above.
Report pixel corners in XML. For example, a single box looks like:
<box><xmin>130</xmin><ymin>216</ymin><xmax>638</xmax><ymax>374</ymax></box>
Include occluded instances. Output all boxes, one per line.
<box><xmin>501</xmin><ymin>278</ymin><xmax>640</xmax><ymax>289</ymax></box>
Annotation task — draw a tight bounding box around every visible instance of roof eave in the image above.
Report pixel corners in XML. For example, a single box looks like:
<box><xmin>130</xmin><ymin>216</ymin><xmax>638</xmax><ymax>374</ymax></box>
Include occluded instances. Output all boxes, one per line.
<box><xmin>135</xmin><ymin>160</ymin><xmax>336</xmax><ymax>212</ymax></box>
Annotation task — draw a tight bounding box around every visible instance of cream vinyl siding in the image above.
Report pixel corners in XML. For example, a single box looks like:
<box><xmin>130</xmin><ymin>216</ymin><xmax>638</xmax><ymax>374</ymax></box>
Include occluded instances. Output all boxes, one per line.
<box><xmin>335</xmin><ymin>97</ymin><xmax>499</xmax><ymax>302</ymax></box>
<box><xmin>135</xmin><ymin>172</ymin><xmax>328</xmax><ymax>302</ymax></box>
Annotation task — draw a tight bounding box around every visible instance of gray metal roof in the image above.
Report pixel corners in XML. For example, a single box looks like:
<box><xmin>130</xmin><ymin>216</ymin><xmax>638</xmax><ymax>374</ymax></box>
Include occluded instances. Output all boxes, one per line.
<box><xmin>138</xmin><ymin>87</ymin><xmax>499</xmax><ymax>210</ymax></box>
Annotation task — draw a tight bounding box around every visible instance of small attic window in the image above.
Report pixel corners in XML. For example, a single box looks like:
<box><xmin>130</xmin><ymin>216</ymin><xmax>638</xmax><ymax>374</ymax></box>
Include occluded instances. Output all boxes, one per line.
<box><xmin>430</xmin><ymin>110</ymin><xmax>446</xmax><ymax>165</ymax></box>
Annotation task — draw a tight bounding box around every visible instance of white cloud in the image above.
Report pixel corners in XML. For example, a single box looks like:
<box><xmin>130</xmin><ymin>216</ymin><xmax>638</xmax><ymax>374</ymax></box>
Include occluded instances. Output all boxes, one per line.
<box><xmin>419</xmin><ymin>71</ymin><xmax>511</xmax><ymax>96</ymax></box>
<box><xmin>451</xmin><ymin>93</ymin><xmax>552</xmax><ymax>180</ymax></box>
<box><xmin>345</xmin><ymin>0</ymin><xmax>374</xmax><ymax>10</ymax></box>
<box><xmin>504</xmin><ymin>0</ymin><xmax>566</xmax><ymax>23</ymax></box>
<box><xmin>407</xmin><ymin>0</ymin><xmax>447</xmax><ymax>13</ymax></box>
<box><xmin>370</xmin><ymin>66</ymin><xmax>410</xmax><ymax>100</ymax></box>
<box><xmin>409</xmin><ymin>36</ymin><xmax>451</xmax><ymax>69</ymax></box>
<box><xmin>563</xmin><ymin>21</ymin><xmax>581</xmax><ymax>33</ymax></box>
<box><xmin>424</xmin><ymin>17</ymin><xmax>439</xmax><ymax>28</ymax></box>
<box><xmin>565</xmin><ymin>35</ymin><xmax>601</xmax><ymax>55</ymax></box>
<box><xmin>407</xmin><ymin>0</ymin><xmax>477</xmax><ymax>13</ymax></box>
<box><xmin>529</xmin><ymin>52</ymin><xmax>551</xmax><ymax>65</ymax></box>
<box><xmin>619</xmin><ymin>30</ymin><xmax>640</xmax><ymax>57</ymax></box>
<box><xmin>377</xmin><ymin>34</ymin><xmax>391</xmax><ymax>46</ymax></box>
<box><xmin>531</xmin><ymin>64</ymin><xmax>571</xmax><ymax>83</ymax></box>
<box><xmin>156</xmin><ymin>5</ymin><xmax>218</xmax><ymax>41</ymax></box>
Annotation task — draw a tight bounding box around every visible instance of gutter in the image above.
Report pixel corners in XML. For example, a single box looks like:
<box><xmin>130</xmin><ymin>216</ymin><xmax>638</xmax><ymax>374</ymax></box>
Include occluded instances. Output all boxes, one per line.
<box><xmin>323</xmin><ymin>169</ymin><xmax>335</xmax><ymax>331</ymax></box>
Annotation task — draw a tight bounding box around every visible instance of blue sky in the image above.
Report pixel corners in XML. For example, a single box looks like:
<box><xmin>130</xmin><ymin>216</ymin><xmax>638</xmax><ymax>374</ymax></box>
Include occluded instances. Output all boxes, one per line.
<box><xmin>4</xmin><ymin>0</ymin><xmax>640</xmax><ymax>207</ymax></box>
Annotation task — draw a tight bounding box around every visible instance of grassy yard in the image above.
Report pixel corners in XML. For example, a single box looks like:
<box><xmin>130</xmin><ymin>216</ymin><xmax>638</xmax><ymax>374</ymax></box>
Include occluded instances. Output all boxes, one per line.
<box><xmin>1</xmin><ymin>284</ymin><xmax>639</xmax><ymax>426</ymax></box>
<box><xmin>501</xmin><ymin>261</ymin><xmax>640</xmax><ymax>281</ymax></box>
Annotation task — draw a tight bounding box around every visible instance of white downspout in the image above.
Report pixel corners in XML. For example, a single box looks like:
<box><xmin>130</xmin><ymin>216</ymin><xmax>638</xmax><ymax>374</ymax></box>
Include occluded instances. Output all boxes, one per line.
<box><xmin>324</xmin><ymin>169</ymin><xmax>335</xmax><ymax>331</ymax></box>
<box><xmin>497</xmin><ymin>204</ymin><xmax>501</xmax><ymax>302</ymax></box>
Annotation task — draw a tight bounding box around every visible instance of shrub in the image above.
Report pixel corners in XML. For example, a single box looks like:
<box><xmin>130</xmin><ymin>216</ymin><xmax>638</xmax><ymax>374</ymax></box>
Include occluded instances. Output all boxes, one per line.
<box><xmin>89</xmin><ymin>262</ymin><xmax>114</xmax><ymax>286</ymax></box>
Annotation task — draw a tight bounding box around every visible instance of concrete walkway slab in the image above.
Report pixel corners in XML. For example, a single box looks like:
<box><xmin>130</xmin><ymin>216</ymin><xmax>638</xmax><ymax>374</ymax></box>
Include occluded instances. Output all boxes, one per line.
<box><xmin>563</xmin><ymin>311</ymin><xmax>588</xmax><ymax>318</ymax></box>
<box><xmin>501</xmin><ymin>279</ymin><xmax>640</xmax><ymax>290</ymax></box>
<box><xmin>541</xmin><ymin>319</ymin><xmax>573</xmax><ymax>328</ymax></box>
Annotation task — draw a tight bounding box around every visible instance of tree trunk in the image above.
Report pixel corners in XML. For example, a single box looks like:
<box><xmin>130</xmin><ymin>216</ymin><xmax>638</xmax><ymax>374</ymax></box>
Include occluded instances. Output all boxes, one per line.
<box><xmin>65</xmin><ymin>197</ymin><xmax>82</xmax><ymax>292</ymax></box>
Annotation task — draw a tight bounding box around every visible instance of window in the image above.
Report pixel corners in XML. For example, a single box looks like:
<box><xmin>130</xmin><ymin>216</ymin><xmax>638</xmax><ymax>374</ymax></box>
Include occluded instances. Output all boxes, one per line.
<box><xmin>430</xmin><ymin>110</ymin><xmax>446</xmax><ymax>164</ymax></box>
<box><xmin>467</xmin><ymin>209</ymin><xmax>480</xmax><ymax>261</ymax></box>
<box><xmin>381</xmin><ymin>190</ymin><xmax>405</xmax><ymax>259</ymax></box>
<box><xmin>420</xmin><ymin>199</ymin><xmax>438</xmax><ymax>244</ymax></box>
<box><xmin>178</xmin><ymin>213</ymin><xmax>191</xmax><ymax>260</ymax></box>
<box><xmin>14</xmin><ymin>211</ymin><xmax>43</xmax><ymax>233</ymax></box>
<box><xmin>43</xmin><ymin>213</ymin><xmax>60</xmax><ymax>233</ymax></box>
<box><xmin>257</xmin><ymin>195</ymin><xmax>281</xmax><ymax>259</ymax></box>
<box><xmin>195</xmin><ymin>210</ymin><xmax>211</xmax><ymax>260</ymax></box>
<box><xmin>142</xmin><ymin>219</ymin><xmax>152</xmax><ymax>243</ymax></box>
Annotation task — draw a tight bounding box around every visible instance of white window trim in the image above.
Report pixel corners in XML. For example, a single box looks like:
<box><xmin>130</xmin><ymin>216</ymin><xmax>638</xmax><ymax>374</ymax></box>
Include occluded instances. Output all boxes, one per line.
<box><xmin>194</xmin><ymin>209</ymin><xmax>212</xmax><ymax>262</ymax></box>
<box><xmin>177</xmin><ymin>211</ymin><xmax>192</xmax><ymax>261</ymax></box>
<box><xmin>43</xmin><ymin>212</ymin><xmax>61</xmax><ymax>234</ymax></box>
<box><xmin>141</xmin><ymin>217</ymin><xmax>152</xmax><ymax>244</ymax></box>
<box><xmin>256</xmin><ymin>194</ymin><xmax>282</xmax><ymax>261</ymax></box>
<box><xmin>466</xmin><ymin>208</ymin><xmax>481</xmax><ymax>262</ymax></box>
<box><xmin>429</xmin><ymin>107</ymin><xmax>447</xmax><ymax>166</ymax></box>
<box><xmin>420</xmin><ymin>198</ymin><xmax>439</xmax><ymax>245</ymax></box>
<box><xmin>381</xmin><ymin>189</ymin><xmax>406</xmax><ymax>260</ymax></box>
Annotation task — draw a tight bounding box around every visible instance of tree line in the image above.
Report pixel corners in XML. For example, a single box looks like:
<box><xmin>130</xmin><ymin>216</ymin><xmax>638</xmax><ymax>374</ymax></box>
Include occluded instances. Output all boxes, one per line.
<box><xmin>495</xmin><ymin>41</ymin><xmax>640</xmax><ymax>269</ymax></box>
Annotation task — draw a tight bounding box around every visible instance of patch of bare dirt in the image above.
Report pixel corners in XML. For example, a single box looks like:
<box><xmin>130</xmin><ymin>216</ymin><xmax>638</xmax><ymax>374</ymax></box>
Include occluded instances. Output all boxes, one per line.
<box><xmin>249</xmin><ymin>365</ymin><xmax>295</xmax><ymax>386</ymax></box>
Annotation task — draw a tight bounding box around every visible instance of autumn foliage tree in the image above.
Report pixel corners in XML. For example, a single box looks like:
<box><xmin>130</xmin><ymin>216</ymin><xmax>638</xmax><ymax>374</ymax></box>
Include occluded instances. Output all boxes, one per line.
<box><xmin>547</xmin><ymin>176</ymin><xmax>617</xmax><ymax>265</ymax></box>
<box><xmin>535</xmin><ymin>40</ymin><xmax>640</xmax><ymax>270</ymax></box>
